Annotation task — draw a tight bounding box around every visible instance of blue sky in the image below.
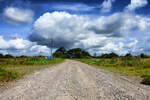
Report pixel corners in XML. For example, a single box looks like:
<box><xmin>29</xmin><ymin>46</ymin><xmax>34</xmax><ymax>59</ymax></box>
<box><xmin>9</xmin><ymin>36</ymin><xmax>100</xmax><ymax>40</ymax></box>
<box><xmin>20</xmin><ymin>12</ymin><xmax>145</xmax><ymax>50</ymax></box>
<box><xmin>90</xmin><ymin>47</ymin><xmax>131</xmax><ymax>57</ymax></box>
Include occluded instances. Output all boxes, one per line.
<box><xmin>0</xmin><ymin>0</ymin><xmax>150</xmax><ymax>56</ymax></box>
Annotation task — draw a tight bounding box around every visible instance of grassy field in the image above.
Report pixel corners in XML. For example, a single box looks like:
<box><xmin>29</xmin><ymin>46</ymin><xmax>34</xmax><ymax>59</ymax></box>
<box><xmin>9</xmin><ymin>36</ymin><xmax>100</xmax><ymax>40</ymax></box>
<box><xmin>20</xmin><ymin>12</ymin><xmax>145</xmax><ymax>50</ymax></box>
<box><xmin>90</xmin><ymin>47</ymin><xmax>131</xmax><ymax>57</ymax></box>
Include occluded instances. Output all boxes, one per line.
<box><xmin>0</xmin><ymin>57</ymin><xmax>64</xmax><ymax>86</ymax></box>
<box><xmin>77</xmin><ymin>58</ymin><xmax>150</xmax><ymax>85</ymax></box>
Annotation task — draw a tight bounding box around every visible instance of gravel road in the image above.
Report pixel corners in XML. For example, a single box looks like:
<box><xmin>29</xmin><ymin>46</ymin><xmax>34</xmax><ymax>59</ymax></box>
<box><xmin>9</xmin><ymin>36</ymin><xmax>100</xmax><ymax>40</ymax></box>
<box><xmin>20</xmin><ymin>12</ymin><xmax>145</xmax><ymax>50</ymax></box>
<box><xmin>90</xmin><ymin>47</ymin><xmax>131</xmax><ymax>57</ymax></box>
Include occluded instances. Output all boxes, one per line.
<box><xmin>0</xmin><ymin>60</ymin><xmax>150</xmax><ymax>100</ymax></box>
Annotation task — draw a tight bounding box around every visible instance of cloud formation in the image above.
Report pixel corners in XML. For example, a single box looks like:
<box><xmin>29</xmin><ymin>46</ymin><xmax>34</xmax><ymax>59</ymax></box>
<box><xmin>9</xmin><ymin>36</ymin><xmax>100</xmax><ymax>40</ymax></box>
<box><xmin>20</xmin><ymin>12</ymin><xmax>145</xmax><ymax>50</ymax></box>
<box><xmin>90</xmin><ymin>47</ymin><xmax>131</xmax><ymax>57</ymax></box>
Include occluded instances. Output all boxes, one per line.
<box><xmin>0</xmin><ymin>36</ymin><xmax>50</xmax><ymax>56</ymax></box>
<box><xmin>100</xmin><ymin>0</ymin><xmax>115</xmax><ymax>13</ymax></box>
<box><xmin>50</xmin><ymin>3</ymin><xmax>96</xmax><ymax>12</ymax></box>
<box><xmin>127</xmin><ymin>0</ymin><xmax>148</xmax><ymax>11</ymax></box>
<box><xmin>3</xmin><ymin>7</ymin><xmax>34</xmax><ymax>25</ymax></box>
<box><xmin>1</xmin><ymin>0</ymin><xmax>150</xmax><ymax>56</ymax></box>
<box><xmin>29</xmin><ymin>11</ymin><xmax>150</xmax><ymax>55</ymax></box>
<box><xmin>29</xmin><ymin>12</ymin><xmax>90</xmax><ymax>48</ymax></box>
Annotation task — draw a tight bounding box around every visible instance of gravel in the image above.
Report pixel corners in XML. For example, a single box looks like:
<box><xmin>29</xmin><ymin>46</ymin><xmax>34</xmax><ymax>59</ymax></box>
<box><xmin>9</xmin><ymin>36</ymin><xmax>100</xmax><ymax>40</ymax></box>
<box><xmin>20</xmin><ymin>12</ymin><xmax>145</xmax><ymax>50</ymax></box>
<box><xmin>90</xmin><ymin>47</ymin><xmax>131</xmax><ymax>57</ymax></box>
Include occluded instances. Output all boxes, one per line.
<box><xmin>0</xmin><ymin>60</ymin><xmax>150</xmax><ymax>100</ymax></box>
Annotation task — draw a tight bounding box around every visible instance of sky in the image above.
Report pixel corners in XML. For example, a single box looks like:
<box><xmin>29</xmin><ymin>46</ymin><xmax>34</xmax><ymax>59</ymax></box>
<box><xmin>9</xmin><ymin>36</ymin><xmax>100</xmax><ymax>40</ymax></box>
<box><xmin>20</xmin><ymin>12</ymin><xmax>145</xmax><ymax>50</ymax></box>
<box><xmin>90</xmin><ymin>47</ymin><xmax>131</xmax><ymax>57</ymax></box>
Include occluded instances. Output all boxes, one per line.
<box><xmin>0</xmin><ymin>0</ymin><xmax>150</xmax><ymax>56</ymax></box>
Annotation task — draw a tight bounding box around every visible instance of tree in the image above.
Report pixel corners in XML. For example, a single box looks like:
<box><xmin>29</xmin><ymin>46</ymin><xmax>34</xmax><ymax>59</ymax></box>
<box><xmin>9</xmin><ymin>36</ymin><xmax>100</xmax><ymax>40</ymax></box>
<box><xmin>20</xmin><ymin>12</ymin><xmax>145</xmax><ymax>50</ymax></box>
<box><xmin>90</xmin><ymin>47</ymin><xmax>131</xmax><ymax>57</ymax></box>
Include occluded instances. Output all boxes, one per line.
<box><xmin>4</xmin><ymin>54</ymin><xmax>13</xmax><ymax>58</ymax></box>
<box><xmin>53</xmin><ymin>51</ymin><xmax>65</xmax><ymax>58</ymax></box>
<box><xmin>109</xmin><ymin>53</ymin><xmax>119</xmax><ymax>58</ymax></box>
<box><xmin>53</xmin><ymin>47</ymin><xmax>67</xmax><ymax>58</ymax></box>
<box><xmin>125</xmin><ymin>53</ymin><xmax>132</xmax><ymax>58</ymax></box>
<box><xmin>56</xmin><ymin>47</ymin><xmax>66</xmax><ymax>54</ymax></box>
<box><xmin>0</xmin><ymin>54</ymin><xmax>4</xmax><ymax>58</ymax></box>
<box><xmin>67</xmin><ymin>48</ymin><xmax>91</xmax><ymax>58</ymax></box>
<box><xmin>54</xmin><ymin>47</ymin><xmax>91</xmax><ymax>58</ymax></box>
<box><xmin>67</xmin><ymin>48</ymin><xmax>83</xmax><ymax>58</ymax></box>
<box><xmin>140</xmin><ymin>53</ymin><xmax>150</xmax><ymax>58</ymax></box>
<box><xmin>100</xmin><ymin>53</ymin><xmax>119</xmax><ymax>58</ymax></box>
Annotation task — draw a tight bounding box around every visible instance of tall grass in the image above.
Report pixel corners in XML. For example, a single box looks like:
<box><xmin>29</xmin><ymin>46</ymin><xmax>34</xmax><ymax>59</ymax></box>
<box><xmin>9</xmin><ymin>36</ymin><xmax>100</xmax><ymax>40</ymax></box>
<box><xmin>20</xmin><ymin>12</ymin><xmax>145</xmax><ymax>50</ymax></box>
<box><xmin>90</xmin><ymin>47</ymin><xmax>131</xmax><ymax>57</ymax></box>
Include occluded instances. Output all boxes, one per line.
<box><xmin>77</xmin><ymin>58</ymin><xmax>150</xmax><ymax>85</ymax></box>
<box><xmin>0</xmin><ymin>57</ymin><xmax>64</xmax><ymax>86</ymax></box>
<box><xmin>0</xmin><ymin>67</ymin><xmax>18</xmax><ymax>83</ymax></box>
<box><xmin>0</xmin><ymin>57</ymin><xmax>63</xmax><ymax>66</ymax></box>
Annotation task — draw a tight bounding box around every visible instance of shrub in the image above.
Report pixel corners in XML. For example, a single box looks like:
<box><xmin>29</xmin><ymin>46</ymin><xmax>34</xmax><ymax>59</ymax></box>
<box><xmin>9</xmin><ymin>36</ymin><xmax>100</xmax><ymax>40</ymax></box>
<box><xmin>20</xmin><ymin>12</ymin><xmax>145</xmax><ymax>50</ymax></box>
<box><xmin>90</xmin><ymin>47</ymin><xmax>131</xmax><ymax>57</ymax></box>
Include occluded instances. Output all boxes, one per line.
<box><xmin>141</xmin><ymin>75</ymin><xmax>150</xmax><ymax>85</ymax></box>
<box><xmin>140</xmin><ymin>53</ymin><xmax>150</xmax><ymax>58</ymax></box>
<box><xmin>0</xmin><ymin>54</ymin><xmax>4</xmax><ymax>58</ymax></box>
<box><xmin>0</xmin><ymin>67</ymin><xmax>18</xmax><ymax>82</ymax></box>
<box><xmin>101</xmin><ymin>53</ymin><xmax>119</xmax><ymax>58</ymax></box>
<box><xmin>4</xmin><ymin>54</ymin><xmax>14</xmax><ymax>58</ymax></box>
<box><xmin>125</xmin><ymin>53</ymin><xmax>133</xmax><ymax>58</ymax></box>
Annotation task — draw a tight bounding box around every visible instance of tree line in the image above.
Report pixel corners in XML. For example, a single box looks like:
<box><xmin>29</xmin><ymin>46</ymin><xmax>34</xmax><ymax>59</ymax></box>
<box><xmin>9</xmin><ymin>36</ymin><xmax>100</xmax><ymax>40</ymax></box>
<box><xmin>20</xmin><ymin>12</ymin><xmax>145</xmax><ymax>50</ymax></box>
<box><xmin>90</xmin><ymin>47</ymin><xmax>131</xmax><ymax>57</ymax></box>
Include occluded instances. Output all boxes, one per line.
<box><xmin>0</xmin><ymin>47</ymin><xmax>149</xmax><ymax>59</ymax></box>
<box><xmin>0</xmin><ymin>54</ymin><xmax>14</xmax><ymax>58</ymax></box>
<box><xmin>53</xmin><ymin>47</ymin><xmax>150</xmax><ymax>59</ymax></box>
<box><xmin>53</xmin><ymin>47</ymin><xmax>91</xmax><ymax>58</ymax></box>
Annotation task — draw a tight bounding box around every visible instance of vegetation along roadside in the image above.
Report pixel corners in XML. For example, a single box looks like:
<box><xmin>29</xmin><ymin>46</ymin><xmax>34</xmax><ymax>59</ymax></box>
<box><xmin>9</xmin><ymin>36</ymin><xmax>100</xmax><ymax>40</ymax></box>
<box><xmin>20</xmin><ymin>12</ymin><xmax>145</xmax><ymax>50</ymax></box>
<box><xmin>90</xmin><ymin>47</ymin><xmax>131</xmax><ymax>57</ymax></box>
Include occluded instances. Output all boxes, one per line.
<box><xmin>53</xmin><ymin>46</ymin><xmax>150</xmax><ymax>86</ymax></box>
<box><xmin>0</xmin><ymin>55</ymin><xmax>64</xmax><ymax>86</ymax></box>
<box><xmin>77</xmin><ymin>57</ymin><xmax>150</xmax><ymax>85</ymax></box>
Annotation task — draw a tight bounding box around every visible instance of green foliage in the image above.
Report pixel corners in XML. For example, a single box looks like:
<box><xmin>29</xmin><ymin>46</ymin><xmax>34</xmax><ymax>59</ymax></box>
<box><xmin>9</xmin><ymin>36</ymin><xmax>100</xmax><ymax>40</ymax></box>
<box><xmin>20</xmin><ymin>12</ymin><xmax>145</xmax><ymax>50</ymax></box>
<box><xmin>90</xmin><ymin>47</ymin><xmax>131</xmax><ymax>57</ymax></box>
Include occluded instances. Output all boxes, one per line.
<box><xmin>56</xmin><ymin>47</ymin><xmax>66</xmax><ymax>54</ymax></box>
<box><xmin>4</xmin><ymin>54</ymin><xmax>14</xmax><ymax>58</ymax></box>
<box><xmin>0</xmin><ymin>57</ymin><xmax>64</xmax><ymax>66</ymax></box>
<box><xmin>140</xmin><ymin>53</ymin><xmax>150</xmax><ymax>58</ymax></box>
<box><xmin>77</xmin><ymin>58</ymin><xmax>150</xmax><ymax>85</ymax></box>
<box><xmin>0</xmin><ymin>54</ymin><xmax>3</xmax><ymax>58</ymax></box>
<box><xmin>53</xmin><ymin>47</ymin><xmax>91</xmax><ymax>58</ymax></box>
<box><xmin>101</xmin><ymin>53</ymin><xmax>119</xmax><ymax>58</ymax></box>
<box><xmin>0</xmin><ymin>54</ymin><xmax>14</xmax><ymax>58</ymax></box>
<box><xmin>53</xmin><ymin>47</ymin><xmax>67</xmax><ymax>58</ymax></box>
<box><xmin>0</xmin><ymin>67</ymin><xmax>19</xmax><ymax>83</ymax></box>
<box><xmin>54</xmin><ymin>51</ymin><xmax>65</xmax><ymax>58</ymax></box>
<box><xmin>0</xmin><ymin>57</ymin><xmax>64</xmax><ymax>85</ymax></box>
<box><xmin>67</xmin><ymin>48</ymin><xmax>91</xmax><ymax>58</ymax></box>
<box><xmin>125</xmin><ymin>53</ymin><xmax>133</xmax><ymax>58</ymax></box>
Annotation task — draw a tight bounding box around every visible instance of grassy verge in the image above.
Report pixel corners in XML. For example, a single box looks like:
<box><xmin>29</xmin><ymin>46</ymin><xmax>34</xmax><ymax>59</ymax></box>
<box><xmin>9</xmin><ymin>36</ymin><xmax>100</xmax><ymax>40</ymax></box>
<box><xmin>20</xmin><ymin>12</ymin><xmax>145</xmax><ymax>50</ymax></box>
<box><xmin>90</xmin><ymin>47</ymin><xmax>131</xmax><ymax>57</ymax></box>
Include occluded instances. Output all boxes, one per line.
<box><xmin>0</xmin><ymin>58</ymin><xmax>64</xmax><ymax>86</ymax></box>
<box><xmin>77</xmin><ymin>58</ymin><xmax>150</xmax><ymax>85</ymax></box>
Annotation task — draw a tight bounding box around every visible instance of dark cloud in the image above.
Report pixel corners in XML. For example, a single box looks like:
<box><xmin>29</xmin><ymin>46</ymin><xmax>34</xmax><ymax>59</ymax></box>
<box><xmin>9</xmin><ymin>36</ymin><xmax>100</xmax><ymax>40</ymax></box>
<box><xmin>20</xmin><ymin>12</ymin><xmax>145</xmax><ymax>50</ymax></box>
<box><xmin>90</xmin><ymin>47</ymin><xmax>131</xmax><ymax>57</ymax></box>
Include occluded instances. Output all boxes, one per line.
<box><xmin>29</xmin><ymin>12</ymin><xmax>125</xmax><ymax>50</ymax></box>
<box><xmin>29</xmin><ymin>33</ymin><xmax>76</xmax><ymax>48</ymax></box>
<box><xmin>88</xmin><ymin>13</ymin><xmax>124</xmax><ymax>37</ymax></box>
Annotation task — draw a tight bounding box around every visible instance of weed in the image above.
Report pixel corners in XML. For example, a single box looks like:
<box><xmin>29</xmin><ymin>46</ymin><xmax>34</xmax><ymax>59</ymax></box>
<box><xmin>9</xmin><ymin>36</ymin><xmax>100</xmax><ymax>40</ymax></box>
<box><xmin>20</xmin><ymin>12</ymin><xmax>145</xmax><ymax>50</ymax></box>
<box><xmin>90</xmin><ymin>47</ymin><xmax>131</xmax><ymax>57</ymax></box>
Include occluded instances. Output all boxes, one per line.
<box><xmin>77</xmin><ymin>58</ymin><xmax>150</xmax><ymax>85</ymax></box>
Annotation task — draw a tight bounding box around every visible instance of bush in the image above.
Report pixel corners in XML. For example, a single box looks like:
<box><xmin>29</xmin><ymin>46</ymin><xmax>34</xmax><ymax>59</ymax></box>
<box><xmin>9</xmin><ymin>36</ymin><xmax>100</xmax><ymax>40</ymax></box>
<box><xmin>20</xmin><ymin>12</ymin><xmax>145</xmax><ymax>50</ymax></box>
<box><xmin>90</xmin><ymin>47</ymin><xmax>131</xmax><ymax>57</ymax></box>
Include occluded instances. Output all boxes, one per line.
<box><xmin>140</xmin><ymin>53</ymin><xmax>150</xmax><ymax>58</ymax></box>
<box><xmin>141</xmin><ymin>75</ymin><xmax>150</xmax><ymax>85</ymax></box>
<box><xmin>0</xmin><ymin>54</ymin><xmax>4</xmax><ymax>58</ymax></box>
<box><xmin>53</xmin><ymin>47</ymin><xmax>67</xmax><ymax>58</ymax></box>
<box><xmin>125</xmin><ymin>53</ymin><xmax>133</xmax><ymax>58</ymax></box>
<box><xmin>4</xmin><ymin>54</ymin><xmax>14</xmax><ymax>58</ymax></box>
<box><xmin>101</xmin><ymin>53</ymin><xmax>119</xmax><ymax>58</ymax></box>
<box><xmin>0</xmin><ymin>67</ymin><xmax>18</xmax><ymax>82</ymax></box>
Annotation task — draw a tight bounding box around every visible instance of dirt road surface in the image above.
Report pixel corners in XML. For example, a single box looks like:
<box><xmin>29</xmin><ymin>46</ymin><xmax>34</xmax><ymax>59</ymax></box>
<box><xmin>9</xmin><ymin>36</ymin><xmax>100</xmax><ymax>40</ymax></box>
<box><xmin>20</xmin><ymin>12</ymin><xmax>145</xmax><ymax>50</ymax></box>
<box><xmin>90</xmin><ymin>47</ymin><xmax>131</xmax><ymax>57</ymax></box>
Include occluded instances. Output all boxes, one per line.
<box><xmin>0</xmin><ymin>60</ymin><xmax>150</xmax><ymax>100</ymax></box>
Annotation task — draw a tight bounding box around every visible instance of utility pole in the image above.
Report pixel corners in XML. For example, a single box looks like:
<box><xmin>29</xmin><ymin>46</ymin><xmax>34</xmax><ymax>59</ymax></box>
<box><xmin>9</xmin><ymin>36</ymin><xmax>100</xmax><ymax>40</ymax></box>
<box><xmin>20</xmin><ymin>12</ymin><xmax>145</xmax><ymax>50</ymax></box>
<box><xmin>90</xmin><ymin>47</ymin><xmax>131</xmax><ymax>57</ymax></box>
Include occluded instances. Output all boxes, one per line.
<box><xmin>51</xmin><ymin>38</ymin><xmax>54</xmax><ymax>59</ymax></box>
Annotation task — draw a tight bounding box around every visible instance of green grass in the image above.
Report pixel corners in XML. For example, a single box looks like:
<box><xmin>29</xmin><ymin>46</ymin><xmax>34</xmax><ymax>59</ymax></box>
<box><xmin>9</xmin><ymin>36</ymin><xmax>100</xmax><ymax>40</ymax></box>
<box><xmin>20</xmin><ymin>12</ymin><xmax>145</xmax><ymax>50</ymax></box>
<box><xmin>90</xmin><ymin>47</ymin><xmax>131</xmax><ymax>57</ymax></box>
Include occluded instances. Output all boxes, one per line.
<box><xmin>77</xmin><ymin>58</ymin><xmax>150</xmax><ymax>84</ymax></box>
<box><xmin>0</xmin><ymin>57</ymin><xmax>64</xmax><ymax>86</ymax></box>
<box><xmin>0</xmin><ymin>67</ymin><xmax>19</xmax><ymax>83</ymax></box>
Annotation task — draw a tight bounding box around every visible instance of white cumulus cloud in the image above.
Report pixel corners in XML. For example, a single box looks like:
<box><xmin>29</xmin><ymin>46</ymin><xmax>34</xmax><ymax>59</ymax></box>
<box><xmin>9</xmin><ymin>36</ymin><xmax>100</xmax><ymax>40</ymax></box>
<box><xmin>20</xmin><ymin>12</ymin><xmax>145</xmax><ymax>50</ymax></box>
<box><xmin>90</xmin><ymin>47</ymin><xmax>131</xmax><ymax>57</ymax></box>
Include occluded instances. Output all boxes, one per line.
<box><xmin>0</xmin><ymin>36</ymin><xmax>50</xmax><ymax>56</ymax></box>
<box><xmin>29</xmin><ymin>11</ymin><xmax>150</xmax><ymax>55</ymax></box>
<box><xmin>3</xmin><ymin>7</ymin><xmax>34</xmax><ymax>25</ymax></box>
<box><xmin>100</xmin><ymin>0</ymin><xmax>115</xmax><ymax>13</ymax></box>
<box><xmin>127</xmin><ymin>0</ymin><xmax>148</xmax><ymax>11</ymax></box>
